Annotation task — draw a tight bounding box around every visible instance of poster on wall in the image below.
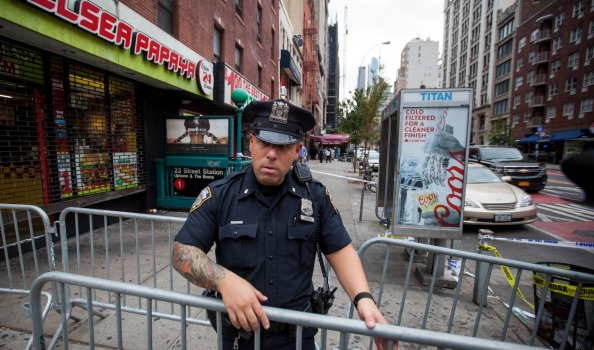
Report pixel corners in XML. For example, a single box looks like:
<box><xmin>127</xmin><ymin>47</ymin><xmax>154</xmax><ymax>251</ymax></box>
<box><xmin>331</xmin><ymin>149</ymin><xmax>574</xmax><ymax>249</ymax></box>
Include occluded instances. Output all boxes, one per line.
<box><xmin>75</xmin><ymin>152</ymin><xmax>111</xmax><ymax>195</ymax></box>
<box><xmin>57</xmin><ymin>153</ymin><xmax>73</xmax><ymax>198</ymax></box>
<box><xmin>166</xmin><ymin>116</ymin><xmax>231</xmax><ymax>154</ymax></box>
<box><xmin>113</xmin><ymin>152</ymin><xmax>138</xmax><ymax>190</ymax></box>
<box><xmin>393</xmin><ymin>89</ymin><xmax>472</xmax><ymax>238</ymax></box>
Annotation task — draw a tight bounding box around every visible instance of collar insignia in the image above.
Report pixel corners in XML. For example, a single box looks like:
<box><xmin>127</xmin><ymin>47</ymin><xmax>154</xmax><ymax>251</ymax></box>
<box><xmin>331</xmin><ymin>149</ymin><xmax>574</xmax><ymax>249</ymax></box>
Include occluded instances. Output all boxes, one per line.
<box><xmin>269</xmin><ymin>101</ymin><xmax>289</xmax><ymax>124</ymax></box>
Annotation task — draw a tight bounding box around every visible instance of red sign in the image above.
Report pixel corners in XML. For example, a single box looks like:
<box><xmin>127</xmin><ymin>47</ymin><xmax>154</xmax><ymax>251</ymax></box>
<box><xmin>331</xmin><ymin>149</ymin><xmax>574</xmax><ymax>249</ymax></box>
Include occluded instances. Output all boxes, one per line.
<box><xmin>174</xmin><ymin>178</ymin><xmax>185</xmax><ymax>191</ymax></box>
<box><xmin>27</xmin><ymin>0</ymin><xmax>197</xmax><ymax>80</ymax></box>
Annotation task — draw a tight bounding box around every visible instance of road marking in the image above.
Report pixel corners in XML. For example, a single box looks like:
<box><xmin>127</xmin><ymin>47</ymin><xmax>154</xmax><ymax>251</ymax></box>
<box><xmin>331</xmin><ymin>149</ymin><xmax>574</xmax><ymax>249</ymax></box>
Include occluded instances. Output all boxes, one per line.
<box><xmin>537</xmin><ymin>203</ymin><xmax>594</xmax><ymax>222</ymax></box>
<box><xmin>547</xmin><ymin>179</ymin><xmax>575</xmax><ymax>185</ymax></box>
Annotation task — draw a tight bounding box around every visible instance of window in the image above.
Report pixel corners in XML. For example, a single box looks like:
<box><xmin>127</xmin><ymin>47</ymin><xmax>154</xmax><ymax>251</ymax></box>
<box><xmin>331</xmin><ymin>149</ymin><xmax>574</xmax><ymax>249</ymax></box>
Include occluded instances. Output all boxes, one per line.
<box><xmin>518</xmin><ymin>37</ymin><xmax>526</xmax><ymax>50</ymax></box>
<box><xmin>525</xmin><ymin>91</ymin><xmax>533</xmax><ymax>103</ymax></box>
<box><xmin>499</xmin><ymin>19</ymin><xmax>514</xmax><ymax>40</ymax></box>
<box><xmin>514</xmin><ymin>95</ymin><xmax>521</xmax><ymax>106</ymax></box>
<box><xmin>256</xmin><ymin>5</ymin><xmax>262</xmax><ymax>42</ymax></box>
<box><xmin>570</xmin><ymin>27</ymin><xmax>582</xmax><ymax>43</ymax></box>
<box><xmin>587</xmin><ymin>46</ymin><xmax>594</xmax><ymax>61</ymax></box>
<box><xmin>157</xmin><ymin>0</ymin><xmax>174</xmax><ymax>35</ymax></box>
<box><xmin>515</xmin><ymin>75</ymin><xmax>523</xmax><ymax>89</ymax></box>
<box><xmin>235</xmin><ymin>0</ymin><xmax>242</xmax><ymax>16</ymax></box>
<box><xmin>271</xmin><ymin>28</ymin><xmax>275</xmax><ymax>58</ymax></box>
<box><xmin>517</xmin><ymin>57</ymin><xmax>524</xmax><ymax>69</ymax></box>
<box><xmin>590</xmin><ymin>20</ymin><xmax>594</xmax><ymax>35</ymax></box>
<box><xmin>213</xmin><ymin>27</ymin><xmax>222</xmax><ymax>62</ymax></box>
<box><xmin>235</xmin><ymin>45</ymin><xmax>242</xmax><ymax>72</ymax></box>
<box><xmin>568</xmin><ymin>52</ymin><xmax>580</xmax><ymax>68</ymax></box>
<box><xmin>573</xmin><ymin>1</ymin><xmax>584</xmax><ymax>17</ymax></box>
<box><xmin>494</xmin><ymin>80</ymin><xmax>509</xmax><ymax>96</ymax></box>
<box><xmin>257</xmin><ymin>65</ymin><xmax>262</xmax><ymax>88</ymax></box>
<box><xmin>585</xmin><ymin>72</ymin><xmax>594</xmax><ymax>86</ymax></box>
<box><xmin>551</xmin><ymin>60</ymin><xmax>561</xmax><ymax>73</ymax></box>
<box><xmin>555</xmin><ymin>13</ymin><xmax>565</xmax><ymax>29</ymax></box>
<box><xmin>496</xmin><ymin>60</ymin><xmax>511</xmax><ymax>78</ymax></box>
<box><xmin>581</xmin><ymin>98</ymin><xmax>593</xmax><ymax>113</ymax></box>
<box><xmin>512</xmin><ymin>114</ymin><xmax>519</xmax><ymax>124</ymax></box>
<box><xmin>497</xmin><ymin>40</ymin><xmax>513</xmax><ymax>59</ymax></box>
<box><xmin>549</xmin><ymin>83</ymin><xmax>559</xmax><ymax>96</ymax></box>
<box><xmin>565</xmin><ymin>77</ymin><xmax>577</xmax><ymax>92</ymax></box>
<box><xmin>546</xmin><ymin>107</ymin><xmax>556</xmax><ymax>119</ymax></box>
<box><xmin>493</xmin><ymin>99</ymin><xmax>508</xmax><ymax>115</ymax></box>
<box><xmin>553</xmin><ymin>37</ymin><xmax>563</xmax><ymax>51</ymax></box>
<box><xmin>563</xmin><ymin>102</ymin><xmax>574</xmax><ymax>118</ymax></box>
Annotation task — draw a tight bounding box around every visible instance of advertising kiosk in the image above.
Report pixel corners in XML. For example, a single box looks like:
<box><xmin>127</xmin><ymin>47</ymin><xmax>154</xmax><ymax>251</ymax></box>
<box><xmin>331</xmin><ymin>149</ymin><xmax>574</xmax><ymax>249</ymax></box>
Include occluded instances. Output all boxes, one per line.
<box><xmin>389</xmin><ymin>88</ymin><xmax>473</xmax><ymax>285</ymax></box>
<box><xmin>156</xmin><ymin>90</ymin><xmax>251</xmax><ymax>209</ymax></box>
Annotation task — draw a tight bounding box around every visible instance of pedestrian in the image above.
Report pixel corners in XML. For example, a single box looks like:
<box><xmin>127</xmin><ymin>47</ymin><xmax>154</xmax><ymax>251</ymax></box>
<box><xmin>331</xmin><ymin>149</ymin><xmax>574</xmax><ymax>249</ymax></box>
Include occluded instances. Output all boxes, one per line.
<box><xmin>324</xmin><ymin>148</ymin><xmax>330</xmax><ymax>163</ymax></box>
<box><xmin>298</xmin><ymin>143</ymin><xmax>307</xmax><ymax>164</ymax></box>
<box><xmin>319</xmin><ymin>147</ymin><xmax>324</xmax><ymax>163</ymax></box>
<box><xmin>172</xmin><ymin>98</ymin><xmax>396</xmax><ymax>350</ymax></box>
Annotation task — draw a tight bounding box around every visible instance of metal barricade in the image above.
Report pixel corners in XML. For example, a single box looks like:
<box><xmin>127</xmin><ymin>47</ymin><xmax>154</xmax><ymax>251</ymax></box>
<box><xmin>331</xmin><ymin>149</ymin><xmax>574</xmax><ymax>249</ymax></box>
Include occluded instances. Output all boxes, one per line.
<box><xmin>342</xmin><ymin>237</ymin><xmax>594</xmax><ymax>350</ymax></box>
<box><xmin>29</xmin><ymin>271</ymin><xmax>542</xmax><ymax>350</ymax></box>
<box><xmin>56</xmin><ymin>207</ymin><xmax>209</xmax><ymax>328</ymax></box>
<box><xmin>0</xmin><ymin>203</ymin><xmax>58</xmax><ymax>350</ymax></box>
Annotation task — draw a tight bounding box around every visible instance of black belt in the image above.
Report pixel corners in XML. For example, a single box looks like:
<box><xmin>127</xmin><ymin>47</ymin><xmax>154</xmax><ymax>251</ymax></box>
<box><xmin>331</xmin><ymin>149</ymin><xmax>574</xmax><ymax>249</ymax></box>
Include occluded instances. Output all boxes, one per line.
<box><xmin>221</xmin><ymin>320</ymin><xmax>301</xmax><ymax>340</ymax></box>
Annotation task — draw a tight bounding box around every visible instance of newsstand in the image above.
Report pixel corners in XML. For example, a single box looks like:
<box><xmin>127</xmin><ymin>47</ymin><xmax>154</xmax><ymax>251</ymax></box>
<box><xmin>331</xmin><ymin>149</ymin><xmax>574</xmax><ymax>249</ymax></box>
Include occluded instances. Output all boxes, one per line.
<box><xmin>533</xmin><ymin>262</ymin><xmax>594</xmax><ymax>350</ymax></box>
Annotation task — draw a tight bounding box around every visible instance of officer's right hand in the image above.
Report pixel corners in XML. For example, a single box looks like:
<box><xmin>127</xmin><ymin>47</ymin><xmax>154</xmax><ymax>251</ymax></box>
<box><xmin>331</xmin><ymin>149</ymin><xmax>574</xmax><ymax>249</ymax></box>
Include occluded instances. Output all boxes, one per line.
<box><xmin>218</xmin><ymin>273</ymin><xmax>269</xmax><ymax>332</ymax></box>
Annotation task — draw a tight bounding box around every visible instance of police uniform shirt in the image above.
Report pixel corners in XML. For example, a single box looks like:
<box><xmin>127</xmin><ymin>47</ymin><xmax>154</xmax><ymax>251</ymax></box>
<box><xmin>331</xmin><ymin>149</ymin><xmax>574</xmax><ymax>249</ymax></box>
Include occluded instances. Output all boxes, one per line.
<box><xmin>174</xmin><ymin>165</ymin><xmax>351</xmax><ymax>310</ymax></box>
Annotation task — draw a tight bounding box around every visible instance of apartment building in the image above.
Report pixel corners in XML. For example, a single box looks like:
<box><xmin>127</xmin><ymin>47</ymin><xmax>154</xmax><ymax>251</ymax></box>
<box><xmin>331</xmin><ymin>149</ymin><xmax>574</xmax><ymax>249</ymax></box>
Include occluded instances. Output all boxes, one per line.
<box><xmin>394</xmin><ymin>37</ymin><xmax>440</xmax><ymax>96</ymax></box>
<box><xmin>514</xmin><ymin>0</ymin><xmax>594</xmax><ymax>163</ymax></box>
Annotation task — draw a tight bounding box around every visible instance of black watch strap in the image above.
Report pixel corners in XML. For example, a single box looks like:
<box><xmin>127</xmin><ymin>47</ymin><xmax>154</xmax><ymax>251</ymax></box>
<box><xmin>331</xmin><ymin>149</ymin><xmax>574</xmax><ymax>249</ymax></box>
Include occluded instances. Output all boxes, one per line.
<box><xmin>353</xmin><ymin>292</ymin><xmax>375</xmax><ymax>308</ymax></box>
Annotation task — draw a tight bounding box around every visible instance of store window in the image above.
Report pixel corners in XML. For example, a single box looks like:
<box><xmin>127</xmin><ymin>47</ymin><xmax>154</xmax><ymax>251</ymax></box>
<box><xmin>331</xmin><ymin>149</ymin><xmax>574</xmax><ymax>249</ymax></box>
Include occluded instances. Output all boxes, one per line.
<box><xmin>0</xmin><ymin>37</ymin><xmax>144</xmax><ymax>210</ymax></box>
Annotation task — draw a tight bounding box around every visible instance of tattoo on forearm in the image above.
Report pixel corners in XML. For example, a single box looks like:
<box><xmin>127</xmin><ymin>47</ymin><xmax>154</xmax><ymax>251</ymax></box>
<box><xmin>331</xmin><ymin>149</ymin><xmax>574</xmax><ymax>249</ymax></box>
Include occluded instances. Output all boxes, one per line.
<box><xmin>172</xmin><ymin>243</ymin><xmax>227</xmax><ymax>291</ymax></box>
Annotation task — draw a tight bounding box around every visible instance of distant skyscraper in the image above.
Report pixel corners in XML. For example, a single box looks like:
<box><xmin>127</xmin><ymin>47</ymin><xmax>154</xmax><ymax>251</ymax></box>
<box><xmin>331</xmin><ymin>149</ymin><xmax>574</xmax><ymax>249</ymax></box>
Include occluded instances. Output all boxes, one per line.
<box><xmin>357</xmin><ymin>66</ymin><xmax>366</xmax><ymax>90</ymax></box>
<box><xmin>368</xmin><ymin>57</ymin><xmax>379</xmax><ymax>86</ymax></box>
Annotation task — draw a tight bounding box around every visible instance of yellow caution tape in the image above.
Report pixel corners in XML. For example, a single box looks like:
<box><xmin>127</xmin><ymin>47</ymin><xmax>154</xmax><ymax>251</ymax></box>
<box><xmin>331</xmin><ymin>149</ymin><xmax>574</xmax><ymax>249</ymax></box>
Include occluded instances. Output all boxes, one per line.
<box><xmin>478</xmin><ymin>243</ymin><xmax>535</xmax><ymax>309</ymax></box>
<box><xmin>532</xmin><ymin>274</ymin><xmax>594</xmax><ymax>301</ymax></box>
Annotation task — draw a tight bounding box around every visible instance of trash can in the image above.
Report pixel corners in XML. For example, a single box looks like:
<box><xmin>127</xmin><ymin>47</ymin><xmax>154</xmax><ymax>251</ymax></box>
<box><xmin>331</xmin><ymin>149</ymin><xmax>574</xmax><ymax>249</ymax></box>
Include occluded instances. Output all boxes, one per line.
<box><xmin>533</xmin><ymin>262</ymin><xmax>594</xmax><ymax>350</ymax></box>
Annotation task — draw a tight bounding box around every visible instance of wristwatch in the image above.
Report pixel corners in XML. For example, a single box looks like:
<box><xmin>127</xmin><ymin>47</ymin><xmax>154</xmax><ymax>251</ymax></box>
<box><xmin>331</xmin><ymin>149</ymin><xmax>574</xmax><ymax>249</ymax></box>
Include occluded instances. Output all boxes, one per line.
<box><xmin>353</xmin><ymin>292</ymin><xmax>376</xmax><ymax>309</ymax></box>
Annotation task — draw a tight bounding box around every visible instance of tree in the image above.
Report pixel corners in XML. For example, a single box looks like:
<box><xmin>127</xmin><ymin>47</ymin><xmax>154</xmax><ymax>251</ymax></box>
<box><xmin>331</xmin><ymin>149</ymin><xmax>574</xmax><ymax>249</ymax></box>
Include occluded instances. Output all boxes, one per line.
<box><xmin>487</xmin><ymin>118</ymin><xmax>517</xmax><ymax>146</ymax></box>
<box><xmin>337</xmin><ymin>67</ymin><xmax>391</xmax><ymax>172</ymax></box>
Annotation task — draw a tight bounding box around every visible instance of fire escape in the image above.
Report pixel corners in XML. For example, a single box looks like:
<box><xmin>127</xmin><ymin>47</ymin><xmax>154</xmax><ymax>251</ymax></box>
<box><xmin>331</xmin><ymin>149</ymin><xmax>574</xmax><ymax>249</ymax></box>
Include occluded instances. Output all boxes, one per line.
<box><xmin>304</xmin><ymin>19</ymin><xmax>319</xmax><ymax>114</ymax></box>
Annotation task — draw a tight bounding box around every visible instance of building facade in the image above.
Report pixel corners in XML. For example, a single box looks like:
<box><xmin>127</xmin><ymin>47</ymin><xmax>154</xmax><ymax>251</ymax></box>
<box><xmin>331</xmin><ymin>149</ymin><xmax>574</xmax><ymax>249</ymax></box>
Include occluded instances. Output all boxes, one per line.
<box><xmin>0</xmin><ymin>0</ymin><xmax>281</xmax><ymax>213</ymax></box>
<box><xmin>326</xmin><ymin>22</ymin><xmax>340</xmax><ymax>129</ymax></box>
<box><xmin>394</xmin><ymin>37</ymin><xmax>440</xmax><ymax>95</ymax></box>
<box><xmin>514</xmin><ymin>0</ymin><xmax>594</xmax><ymax>162</ymax></box>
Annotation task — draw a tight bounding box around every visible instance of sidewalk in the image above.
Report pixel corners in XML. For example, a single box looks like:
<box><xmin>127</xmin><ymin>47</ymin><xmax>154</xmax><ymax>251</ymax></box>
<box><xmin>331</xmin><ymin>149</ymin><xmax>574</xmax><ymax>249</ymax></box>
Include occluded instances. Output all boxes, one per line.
<box><xmin>1</xmin><ymin>160</ymin><xmax>547</xmax><ymax>349</ymax></box>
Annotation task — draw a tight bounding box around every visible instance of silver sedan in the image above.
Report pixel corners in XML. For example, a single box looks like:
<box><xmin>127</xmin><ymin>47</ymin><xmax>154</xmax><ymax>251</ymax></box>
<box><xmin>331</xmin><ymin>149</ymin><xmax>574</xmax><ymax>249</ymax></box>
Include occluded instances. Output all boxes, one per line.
<box><xmin>463</xmin><ymin>163</ymin><xmax>537</xmax><ymax>225</ymax></box>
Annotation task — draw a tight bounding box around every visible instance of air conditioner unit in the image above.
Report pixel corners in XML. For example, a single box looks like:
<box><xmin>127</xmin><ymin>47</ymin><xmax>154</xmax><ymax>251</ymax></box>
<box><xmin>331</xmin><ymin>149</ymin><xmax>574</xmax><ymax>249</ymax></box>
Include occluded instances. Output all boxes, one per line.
<box><xmin>280</xmin><ymin>86</ymin><xmax>288</xmax><ymax>97</ymax></box>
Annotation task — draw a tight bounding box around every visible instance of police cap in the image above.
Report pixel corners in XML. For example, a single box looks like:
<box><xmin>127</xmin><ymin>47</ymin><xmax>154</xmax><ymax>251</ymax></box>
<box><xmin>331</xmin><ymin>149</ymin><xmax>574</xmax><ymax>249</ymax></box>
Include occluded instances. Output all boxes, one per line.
<box><xmin>242</xmin><ymin>99</ymin><xmax>316</xmax><ymax>145</ymax></box>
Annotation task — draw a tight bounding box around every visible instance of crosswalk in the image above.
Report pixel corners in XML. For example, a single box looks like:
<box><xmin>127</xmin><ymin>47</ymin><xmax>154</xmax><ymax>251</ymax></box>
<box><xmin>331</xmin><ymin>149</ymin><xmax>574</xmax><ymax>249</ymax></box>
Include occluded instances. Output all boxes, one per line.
<box><xmin>541</xmin><ymin>186</ymin><xmax>585</xmax><ymax>202</ymax></box>
<box><xmin>537</xmin><ymin>203</ymin><xmax>594</xmax><ymax>222</ymax></box>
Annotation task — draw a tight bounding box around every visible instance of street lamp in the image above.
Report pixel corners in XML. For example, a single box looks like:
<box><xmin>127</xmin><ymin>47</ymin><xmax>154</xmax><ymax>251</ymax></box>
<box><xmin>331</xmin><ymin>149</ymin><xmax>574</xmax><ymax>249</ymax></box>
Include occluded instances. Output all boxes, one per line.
<box><xmin>359</xmin><ymin>41</ymin><xmax>391</xmax><ymax>68</ymax></box>
<box><xmin>358</xmin><ymin>41</ymin><xmax>390</xmax><ymax>90</ymax></box>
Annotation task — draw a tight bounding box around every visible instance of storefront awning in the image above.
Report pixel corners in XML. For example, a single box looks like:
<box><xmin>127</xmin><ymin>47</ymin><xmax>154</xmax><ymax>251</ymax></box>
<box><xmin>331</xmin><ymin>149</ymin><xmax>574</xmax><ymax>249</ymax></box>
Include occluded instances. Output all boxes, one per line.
<box><xmin>518</xmin><ymin>134</ymin><xmax>539</xmax><ymax>143</ymax></box>
<box><xmin>310</xmin><ymin>134</ymin><xmax>350</xmax><ymax>145</ymax></box>
<box><xmin>548</xmin><ymin>128</ymin><xmax>589</xmax><ymax>142</ymax></box>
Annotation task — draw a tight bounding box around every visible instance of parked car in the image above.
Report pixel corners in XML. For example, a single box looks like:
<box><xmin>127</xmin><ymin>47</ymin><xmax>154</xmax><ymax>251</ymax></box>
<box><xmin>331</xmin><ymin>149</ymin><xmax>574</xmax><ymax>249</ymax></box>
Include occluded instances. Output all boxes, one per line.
<box><xmin>363</xmin><ymin>151</ymin><xmax>380</xmax><ymax>172</ymax></box>
<box><xmin>468</xmin><ymin>145</ymin><xmax>547</xmax><ymax>192</ymax></box>
<box><xmin>463</xmin><ymin>163</ymin><xmax>537</xmax><ymax>226</ymax></box>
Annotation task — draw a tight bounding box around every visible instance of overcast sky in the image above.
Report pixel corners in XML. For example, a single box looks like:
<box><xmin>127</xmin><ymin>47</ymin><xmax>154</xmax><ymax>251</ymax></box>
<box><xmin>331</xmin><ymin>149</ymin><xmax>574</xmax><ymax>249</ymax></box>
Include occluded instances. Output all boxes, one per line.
<box><xmin>327</xmin><ymin>0</ymin><xmax>444</xmax><ymax>101</ymax></box>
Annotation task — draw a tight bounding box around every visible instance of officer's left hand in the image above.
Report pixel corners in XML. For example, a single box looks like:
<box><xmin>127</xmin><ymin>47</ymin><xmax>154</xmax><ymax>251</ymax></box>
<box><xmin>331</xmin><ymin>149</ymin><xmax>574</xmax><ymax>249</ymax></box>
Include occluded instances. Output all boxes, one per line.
<box><xmin>356</xmin><ymin>299</ymin><xmax>398</xmax><ymax>350</ymax></box>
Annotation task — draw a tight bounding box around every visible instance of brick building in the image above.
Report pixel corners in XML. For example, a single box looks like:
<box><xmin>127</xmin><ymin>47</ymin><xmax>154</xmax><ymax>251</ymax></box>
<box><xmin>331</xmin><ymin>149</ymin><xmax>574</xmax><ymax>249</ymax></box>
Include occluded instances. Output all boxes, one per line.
<box><xmin>514</xmin><ymin>0</ymin><xmax>594</xmax><ymax>163</ymax></box>
<box><xmin>0</xmin><ymin>0</ymin><xmax>284</xmax><ymax>213</ymax></box>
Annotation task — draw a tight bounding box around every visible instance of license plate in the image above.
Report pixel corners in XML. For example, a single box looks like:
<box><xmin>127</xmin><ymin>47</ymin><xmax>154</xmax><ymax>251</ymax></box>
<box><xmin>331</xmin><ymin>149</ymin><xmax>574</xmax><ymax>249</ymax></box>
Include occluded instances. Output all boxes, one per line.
<box><xmin>495</xmin><ymin>213</ymin><xmax>512</xmax><ymax>222</ymax></box>
<box><xmin>518</xmin><ymin>181</ymin><xmax>529</xmax><ymax>187</ymax></box>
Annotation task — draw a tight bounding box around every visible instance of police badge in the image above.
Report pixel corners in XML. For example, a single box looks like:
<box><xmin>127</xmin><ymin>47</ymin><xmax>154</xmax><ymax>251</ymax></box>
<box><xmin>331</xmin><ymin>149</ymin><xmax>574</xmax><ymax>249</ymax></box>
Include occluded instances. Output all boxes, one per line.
<box><xmin>269</xmin><ymin>100</ymin><xmax>289</xmax><ymax>124</ymax></box>
<box><xmin>300</xmin><ymin>198</ymin><xmax>315</xmax><ymax>222</ymax></box>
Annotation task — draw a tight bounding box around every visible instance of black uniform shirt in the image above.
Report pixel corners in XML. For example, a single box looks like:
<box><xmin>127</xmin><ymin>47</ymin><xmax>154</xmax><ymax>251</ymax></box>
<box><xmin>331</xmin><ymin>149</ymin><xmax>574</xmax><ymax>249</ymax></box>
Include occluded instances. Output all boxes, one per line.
<box><xmin>174</xmin><ymin>165</ymin><xmax>351</xmax><ymax>310</ymax></box>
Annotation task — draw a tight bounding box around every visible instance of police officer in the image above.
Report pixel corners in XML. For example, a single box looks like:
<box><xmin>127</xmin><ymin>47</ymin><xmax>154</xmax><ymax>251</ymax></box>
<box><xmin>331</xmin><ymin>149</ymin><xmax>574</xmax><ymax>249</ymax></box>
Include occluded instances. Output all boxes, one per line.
<box><xmin>172</xmin><ymin>99</ymin><xmax>396</xmax><ymax>350</ymax></box>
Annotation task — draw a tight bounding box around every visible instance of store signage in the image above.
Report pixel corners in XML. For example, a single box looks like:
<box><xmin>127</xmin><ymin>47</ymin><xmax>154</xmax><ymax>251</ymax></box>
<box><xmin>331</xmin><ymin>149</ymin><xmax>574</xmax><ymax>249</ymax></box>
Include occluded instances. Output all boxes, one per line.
<box><xmin>223</xmin><ymin>64</ymin><xmax>269</xmax><ymax>106</ymax></box>
<box><xmin>172</xmin><ymin>166</ymin><xmax>225</xmax><ymax>197</ymax></box>
<box><xmin>27</xmin><ymin>0</ymin><xmax>197</xmax><ymax>80</ymax></box>
<box><xmin>197</xmin><ymin>60</ymin><xmax>214</xmax><ymax>95</ymax></box>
